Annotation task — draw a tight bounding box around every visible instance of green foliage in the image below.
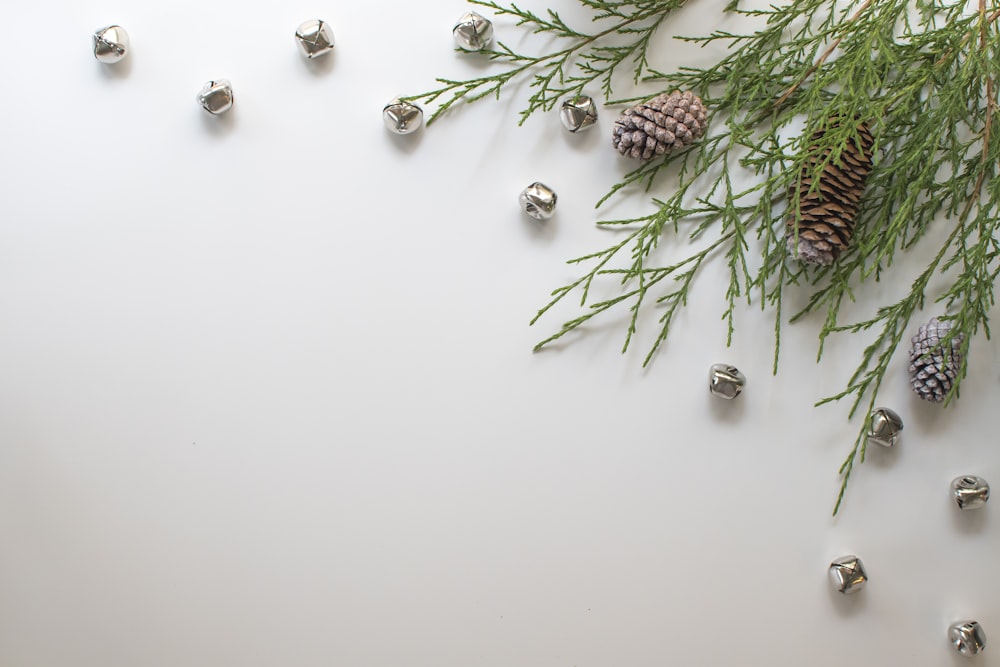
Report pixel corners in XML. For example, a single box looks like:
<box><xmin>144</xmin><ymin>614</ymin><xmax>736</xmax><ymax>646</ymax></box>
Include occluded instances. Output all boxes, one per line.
<box><xmin>405</xmin><ymin>0</ymin><xmax>686</xmax><ymax>125</ymax></box>
<box><xmin>405</xmin><ymin>0</ymin><xmax>1000</xmax><ymax>514</ymax></box>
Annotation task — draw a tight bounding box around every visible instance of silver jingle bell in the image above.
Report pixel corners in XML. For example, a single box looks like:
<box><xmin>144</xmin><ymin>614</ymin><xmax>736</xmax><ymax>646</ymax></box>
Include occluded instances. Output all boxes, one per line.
<box><xmin>866</xmin><ymin>407</ymin><xmax>903</xmax><ymax>447</ymax></box>
<box><xmin>560</xmin><ymin>96</ymin><xmax>598</xmax><ymax>133</ymax></box>
<box><xmin>952</xmin><ymin>475</ymin><xmax>990</xmax><ymax>510</ymax></box>
<box><xmin>93</xmin><ymin>25</ymin><xmax>130</xmax><ymax>64</ymax></box>
<box><xmin>708</xmin><ymin>363</ymin><xmax>745</xmax><ymax>400</ymax></box>
<box><xmin>519</xmin><ymin>182</ymin><xmax>557</xmax><ymax>220</ymax></box>
<box><xmin>453</xmin><ymin>11</ymin><xmax>494</xmax><ymax>51</ymax></box>
<box><xmin>295</xmin><ymin>19</ymin><xmax>335</xmax><ymax>59</ymax></box>
<box><xmin>383</xmin><ymin>98</ymin><xmax>423</xmax><ymax>135</ymax></box>
<box><xmin>828</xmin><ymin>555</ymin><xmax>867</xmax><ymax>594</ymax></box>
<box><xmin>197</xmin><ymin>79</ymin><xmax>234</xmax><ymax>115</ymax></box>
<box><xmin>949</xmin><ymin>621</ymin><xmax>987</xmax><ymax>657</ymax></box>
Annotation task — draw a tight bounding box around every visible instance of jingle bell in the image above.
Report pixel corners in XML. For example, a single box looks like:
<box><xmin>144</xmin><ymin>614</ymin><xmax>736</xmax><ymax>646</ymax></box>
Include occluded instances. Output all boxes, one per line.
<box><xmin>952</xmin><ymin>475</ymin><xmax>990</xmax><ymax>510</ymax></box>
<box><xmin>295</xmin><ymin>19</ymin><xmax>335</xmax><ymax>59</ymax></box>
<box><xmin>93</xmin><ymin>25</ymin><xmax>129</xmax><ymax>64</ymax></box>
<box><xmin>866</xmin><ymin>407</ymin><xmax>903</xmax><ymax>447</ymax></box>
<box><xmin>383</xmin><ymin>98</ymin><xmax>423</xmax><ymax>135</ymax></box>
<box><xmin>828</xmin><ymin>555</ymin><xmax>867</xmax><ymax>594</ymax></box>
<box><xmin>708</xmin><ymin>363</ymin><xmax>745</xmax><ymax>399</ymax></box>
<box><xmin>519</xmin><ymin>182</ymin><xmax>557</xmax><ymax>220</ymax></box>
<box><xmin>197</xmin><ymin>80</ymin><xmax>234</xmax><ymax>115</ymax></box>
<box><xmin>453</xmin><ymin>12</ymin><xmax>494</xmax><ymax>51</ymax></box>
<box><xmin>949</xmin><ymin>621</ymin><xmax>987</xmax><ymax>657</ymax></box>
<box><xmin>560</xmin><ymin>96</ymin><xmax>598</xmax><ymax>133</ymax></box>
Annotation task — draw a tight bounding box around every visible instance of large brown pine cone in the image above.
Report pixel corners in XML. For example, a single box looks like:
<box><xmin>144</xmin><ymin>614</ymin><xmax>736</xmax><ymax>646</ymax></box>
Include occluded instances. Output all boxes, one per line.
<box><xmin>787</xmin><ymin>119</ymin><xmax>874</xmax><ymax>265</ymax></box>
<box><xmin>611</xmin><ymin>90</ymin><xmax>708</xmax><ymax>160</ymax></box>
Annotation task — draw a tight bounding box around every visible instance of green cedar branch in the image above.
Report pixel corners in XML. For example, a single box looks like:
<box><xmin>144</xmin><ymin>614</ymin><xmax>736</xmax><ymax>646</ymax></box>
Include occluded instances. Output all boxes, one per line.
<box><xmin>411</xmin><ymin>0</ymin><xmax>1000</xmax><ymax>514</ymax></box>
<box><xmin>403</xmin><ymin>1</ymin><xmax>687</xmax><ymax>125</ymax></box>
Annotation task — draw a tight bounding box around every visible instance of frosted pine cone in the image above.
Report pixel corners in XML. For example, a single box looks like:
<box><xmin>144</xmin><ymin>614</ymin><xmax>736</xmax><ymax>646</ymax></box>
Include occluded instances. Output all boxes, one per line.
<box><xmin>908</xmin><ymin>317</ymin><xmax>964</xmax><ymax>403</ymax></box>
<box><xmin>611</xmin><ymin>90</ymin><xmax>708</xmax><ymax>160</ymax></box>
<box><xmin>787</xmin><ymin>119</ymin><xmax>874</xmax><ymax>265</ymax></box>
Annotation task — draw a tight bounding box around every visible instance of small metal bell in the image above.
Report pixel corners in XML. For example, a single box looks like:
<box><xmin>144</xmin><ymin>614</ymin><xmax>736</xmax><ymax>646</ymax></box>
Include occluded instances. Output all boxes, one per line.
<box><xmin>952</xmin><ymin>475</ymin><xmax>990</xmax><ymax>510</ymax></box>
<box><xmin>295</xmin><ymin>19</ymin><xmax>335</xmax><ymax>59</ymax></box>
<box><xmin>197</xmin><ymin>80</ymin><xmax>234</xmax><ymax>115</ymax></box>
<box><xmin>828</xmin><ymin>555</ymin><xmax>867</xmax><ymax>594</ymax></box>
<box><xmin>708</xmin><ymin>363</ymin><xmax>745</xmax><ymax>399</ymax></box>
<box><xmin>93</xmin><ymin>25</ymin><xmax>130</xmax><ymax>64</ymax></box>
<box><xmin>519</xmin><ymin>182</ymin><xmax>557</xmax><ymax>220</ymax></box>
<box><xmin>949</xmin><ymin>621</ymin><xmax>987</xmax><ymax>657</ymax></box>
<box><xmin>383</xmin><ymin>98</ymin><xmax>423</xmax><ymax>135</ymax></box>
<box><xmin>560</xmin><ymin>96</ymin><xmax>598</xmax><ymax>133</ymax></box>
<box><xmin>453</xmin><ymin>11</ymin><xmax>494</xmax><ymax>51</ymax></box>
<box><xmin>866</xmin><ymin>407</ymin><xmax>903</xmax><ymax>447</ymax></box>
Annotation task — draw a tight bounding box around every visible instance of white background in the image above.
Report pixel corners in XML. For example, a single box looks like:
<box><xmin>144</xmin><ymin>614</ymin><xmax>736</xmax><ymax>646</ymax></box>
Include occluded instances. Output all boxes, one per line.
<box><xmin>0</xmin><ymin>1</ymin><xmax>997</xmax><ymax>665</ymax></box>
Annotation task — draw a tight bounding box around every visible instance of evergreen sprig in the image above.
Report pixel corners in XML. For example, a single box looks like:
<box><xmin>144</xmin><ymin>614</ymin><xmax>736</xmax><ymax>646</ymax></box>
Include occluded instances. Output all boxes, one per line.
<box><xmin>405</xmin><ymin>0</ymin><xmax>1000</xmax><ymax>514</ymax></box>
<box><xmin>405</xmin><ymin>0</ymin><xmax>686</xmax><ymax>125</ymax></box>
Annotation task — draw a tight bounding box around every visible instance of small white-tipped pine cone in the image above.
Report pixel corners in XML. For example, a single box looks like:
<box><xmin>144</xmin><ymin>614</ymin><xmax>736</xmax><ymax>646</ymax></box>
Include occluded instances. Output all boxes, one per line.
<box><xmin>908</xmin><ymin>317</ymin><xmax>964</xmax><ymax>403</ymax></box>
<box><xmin>611</xmin><ymin>90</ymin><xmax>708</xmax><ymax>160</ymax></box>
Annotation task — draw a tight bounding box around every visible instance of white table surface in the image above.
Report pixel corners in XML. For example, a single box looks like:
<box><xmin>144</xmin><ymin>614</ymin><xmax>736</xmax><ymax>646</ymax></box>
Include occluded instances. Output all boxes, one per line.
<box><xmin>0</xmin><ymin>1</ymin><xmax>997</xmax><ymax>665</ymax></box>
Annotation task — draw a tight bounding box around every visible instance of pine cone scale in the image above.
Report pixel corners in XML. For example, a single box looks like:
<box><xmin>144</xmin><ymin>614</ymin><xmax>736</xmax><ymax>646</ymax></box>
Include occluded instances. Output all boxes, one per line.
<box><xmin>810</xmin><ymin>189</ymin><xmax>861</xmax><ymax>207</ymax></box>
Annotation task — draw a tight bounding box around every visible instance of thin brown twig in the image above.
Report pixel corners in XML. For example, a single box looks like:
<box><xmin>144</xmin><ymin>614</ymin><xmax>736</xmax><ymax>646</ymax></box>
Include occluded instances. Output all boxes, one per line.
<box><xmin>959</xmin><ymin>0</ymin><xmax>997</xmax><ymax>221</ymax></box>
<box><xmin>979</xmin><ymin>0</ymin><xmax>995</xmax><ymax>178</ymax></box>
<box><xmin>774</xmin><ymin>0</ymin><xmax>876</xmax><ymax>109</ymax></box>
<box><xmin>934</xmin><ymin>6</ymin><xmax>1000</xmax><ymax>67</ymax></box>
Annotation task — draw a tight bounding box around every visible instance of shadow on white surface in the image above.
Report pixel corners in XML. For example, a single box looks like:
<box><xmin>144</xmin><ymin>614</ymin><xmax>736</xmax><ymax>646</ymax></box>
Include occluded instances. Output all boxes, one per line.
<box><xmin>905</xmin><ymin>392</ymin><xmax>960</xmax><ymax>438</ymax></box>
<box><xmin>827</xmin><ymin>582</ymin><xmax>868</xmax><ymax>618</ymax></box>
<box><xmin>300</xmin><ymin>53</ymin><xmax>336</xmax><ymax>77</ymax></box>
<box><xmin>383</xmin><ymin>128</ymin><xmax>425</xmax><ymax>154</ymax></box>
<box><xmin>451</xmin><ymin>50</ymin><xmax>496</xmax><ymax>72</ymax></box>
<box><xmin>865</xmin><ymin>439</ymin><xmax>901</xmax><ymax>469</ymax></box>
<box><xmin>527</xmin><ymin>316</ymin><xmax>629</xmax><ymax>360</ymax></box>
<box><xmin>199</xmin><ymin>105</ymin><xmax>237</xmax><ymax>136</ymax></box>
<box><xmin>708</xmin><ymin>390</ymin><xmax>747</xmax><ymax>423</ymax></box>
<box><xmin>519</xmin><ymin>212</ymin><xmax>558</xmax><ymax>244</ymax></box>
<box><xmin>559</xmin><ymin>123</ymin><xmax>603</xmax><ymax>152</ymax></box>
<box><xmin>96</xmin><ymin>53</ymin><xmax>133</xmax><ymax>80</ymax></box>
<box><xmin>950</xmin><ymin>503</ymin><xmax>989</xmax><ymax>535</ymax></box>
